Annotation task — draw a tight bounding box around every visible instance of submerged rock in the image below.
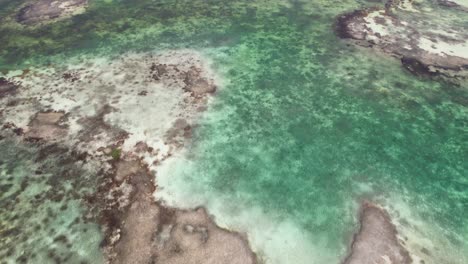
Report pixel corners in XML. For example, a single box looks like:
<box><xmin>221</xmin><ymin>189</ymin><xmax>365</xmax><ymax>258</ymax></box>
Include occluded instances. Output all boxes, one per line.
<box><xmin>148</xmin><ymin>62</ymin><xmax>217</xmax><ymax>97</ymax></box>
<box><xmin>336</xmin><ymin>0</ymin><xmax>468</xmax><ymax>79</ymax></box>
<box><xmin>438</xmin><ymin>0</ymin><xmax>468</xmax><ymax>11</ymax></box>
<box><xmin>0</xmin><ymin>77</ymin><xmax>18</xmax><ymax>98</ymax></box>
<box><xmin>16</xmin><ymin>0</ymin><xmax>88</xmax><ymax>25</ymax></box>
<box><xmin>183</xmin><ymin>67</ymin><xmax>217</xmax><ymax>97</ymax></box>
<box><xmin>343</xmin><ymin>202</ymin><xmax>411</xmax><ymax>264</ymax></box>
<box><xmin>0</xmin><ymin>50</ymin><xmax>257</xmax><ymax>264</ymax></box>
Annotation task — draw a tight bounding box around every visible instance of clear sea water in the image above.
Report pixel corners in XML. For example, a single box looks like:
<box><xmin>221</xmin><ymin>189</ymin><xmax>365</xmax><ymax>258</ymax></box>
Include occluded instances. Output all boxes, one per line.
<box><xmin>0</xmin><ymin>0</ymin><xmax>467</xmax><ymax>263</ymax></box>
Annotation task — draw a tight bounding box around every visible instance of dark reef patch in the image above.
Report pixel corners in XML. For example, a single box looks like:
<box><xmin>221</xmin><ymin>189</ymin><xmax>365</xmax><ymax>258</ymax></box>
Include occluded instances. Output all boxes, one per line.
<box><xmin>16</xmin><ymin>0</ymin><xmax>88</xmax><ymax>25</ymax></box>
<box><xmin>401</xmin><ymin>57</ymin><xmax>437</xmax><ymax>77</ymax></box>
<box><xmin>183</xmin><ymin>67</ymin><xmax>217</xmax><ymax>97</ymax></box>
<box><xmin>0</xmin><ymin>77</ymin><xmax>18</xmax><ymax>98</ymax></box>
<box><xmin>25</xmin><ymin>111</ymin><xmax>69</xmax><ymax>141</ymax></box>
<box><xmin>335</xmin><ymin>1</ymin><xmax>468</xmax><ymax>80</ymax></box>
<box><xmin>335</xmin><ymin>10</ymin><xmax>371</xmax><ymax>40</ymax></box>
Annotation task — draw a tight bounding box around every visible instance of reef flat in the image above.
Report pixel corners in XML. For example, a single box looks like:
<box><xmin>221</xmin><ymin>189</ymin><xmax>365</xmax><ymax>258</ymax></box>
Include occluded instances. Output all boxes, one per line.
<box><xmin>0</xmin><ymin>50</ymin><xmax>256</xmax><ymax>263</ymax></box>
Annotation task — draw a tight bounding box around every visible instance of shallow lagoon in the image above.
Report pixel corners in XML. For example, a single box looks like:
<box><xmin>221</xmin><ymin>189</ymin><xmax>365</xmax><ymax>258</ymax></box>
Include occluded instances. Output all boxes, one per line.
<box><xmin>0</xmin><ymin>0</ymin><xmax>467</xmax><ymax>263</ymax></box>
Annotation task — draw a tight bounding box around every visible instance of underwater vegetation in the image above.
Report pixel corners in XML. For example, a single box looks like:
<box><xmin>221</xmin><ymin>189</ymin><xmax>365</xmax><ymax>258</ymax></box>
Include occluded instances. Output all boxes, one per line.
<box><xmin>0</xmin><ymin>0</ymin><xmax>467</xmax><ymax>263</ymax></box>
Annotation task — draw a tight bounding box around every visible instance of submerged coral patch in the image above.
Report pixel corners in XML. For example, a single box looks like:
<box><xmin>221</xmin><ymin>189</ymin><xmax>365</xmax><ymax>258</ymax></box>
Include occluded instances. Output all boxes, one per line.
<box><xmin>0</xmin><ymin>49</ymin><xmax>257</xmax><ymax>263</ymax></box>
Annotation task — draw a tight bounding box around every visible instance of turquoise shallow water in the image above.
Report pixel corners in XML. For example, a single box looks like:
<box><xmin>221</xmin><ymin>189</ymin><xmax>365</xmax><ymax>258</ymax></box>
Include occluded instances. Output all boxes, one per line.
<box><xmin>160</xmin><ymin>22</ymin><xmax>468</xmax><ymax>262</ymax></box>
<box><xmin>0</xmin><ymin>140</ymin><xmax>104</xmax><ymax>263</ymax></box>
<box><xmin>0</xmin><ymin>0</ymin><xmax>467</xmax><ymax>263</ymax></box>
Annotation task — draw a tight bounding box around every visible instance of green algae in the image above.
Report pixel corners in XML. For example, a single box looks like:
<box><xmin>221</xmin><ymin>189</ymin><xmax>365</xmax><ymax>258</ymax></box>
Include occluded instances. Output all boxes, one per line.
<box><xmin>0</xmin><ymin>0</ymin><xmax>467</xmax><ymax>263</ymax></box>
<box><xmin>109</xmin><ymin>148</ymin><xmax>122</xmax><ymax>161</ymax></box>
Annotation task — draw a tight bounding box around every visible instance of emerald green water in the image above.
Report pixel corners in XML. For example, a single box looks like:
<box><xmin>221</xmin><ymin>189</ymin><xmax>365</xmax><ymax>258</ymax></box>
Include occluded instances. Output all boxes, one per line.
<box><xmin>0</xmin><ymin>0</ymin><xmax>467</xmax><ymax>263</ymax></box>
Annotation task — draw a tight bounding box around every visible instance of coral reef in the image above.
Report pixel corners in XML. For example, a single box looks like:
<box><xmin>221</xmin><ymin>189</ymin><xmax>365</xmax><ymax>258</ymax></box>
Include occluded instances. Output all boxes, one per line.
<box><xmin>336</xmin><ymin>0</ymin><xmax>468</xmax><ymax>79</ymax></box>
<box><xmin>0</xmin><ymin>50</ymin><xmax>256</xmax><ymax>263</ymax></box>
<box><xmin>343</xmin><ymin>202</ymin><xmax>411</xmax><ymax>264</ymax></box>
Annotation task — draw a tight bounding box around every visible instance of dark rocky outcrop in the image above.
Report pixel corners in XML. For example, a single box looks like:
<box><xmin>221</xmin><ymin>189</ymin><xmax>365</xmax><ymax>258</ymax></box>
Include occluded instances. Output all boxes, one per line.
<box><xmin>0</xmin><ymin>77</ymin><xmax>18</xmax><ymax>98</ymax></box>
<box><xmin>335</xmin><ymin>1</ymin><xmax>468</xmax><ymax>79</ymax></box>
<box><xmin>16</xmin><ymin>0</ymin><xmax>88</xmax><ymax>25</ymax></box>
<box><xmin>401</xmin><ymin>57</ymin><xmax>437</xmax><ymax>77</ymax></box>
<box><xmin>343</xmin><ymin>202</ymin><xmax>411</xmax><ymax>264</ymax></box>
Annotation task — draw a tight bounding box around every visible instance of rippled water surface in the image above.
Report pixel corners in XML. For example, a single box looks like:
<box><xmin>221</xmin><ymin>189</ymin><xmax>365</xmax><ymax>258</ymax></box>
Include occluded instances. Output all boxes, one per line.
<box><xmin>0</xmin><ymin>0</ymin><xmax>467</xmax><ymax>263</ymax></box>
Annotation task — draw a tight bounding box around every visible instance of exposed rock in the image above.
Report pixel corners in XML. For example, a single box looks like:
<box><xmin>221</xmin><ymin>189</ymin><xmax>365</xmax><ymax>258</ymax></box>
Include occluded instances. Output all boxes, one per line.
<box><xmin>134</xmin><ymin>141</ymin><xmax>152</xmax><ymax>153</ymax></box>
<box><xmin>16</xmin><ymin>0</ymin><xmax>88</xmax><ymax>25</ymax></box>
<box><xmin>99</xmin><ymin>158</ymin><xmax>161</xmax><ymax>264</ymax></box>
<box><xmin>25</xmin><ymin>111</ymin><xmax>68</xmax><ymax>141</ymax></box>
<box><xmin>336</xmin><ymin>1</ymin><xmax>468</xmax><ymax>79</ymax></box>
<box><xmin>157</xmin><ymin>207</ymin><xmax>256</xmax><ymax>264</ymax></box>
<box><xmin>343</xmin><ymin>202</ymin><xmax>411</xmax><ymax>264</ymax></box>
